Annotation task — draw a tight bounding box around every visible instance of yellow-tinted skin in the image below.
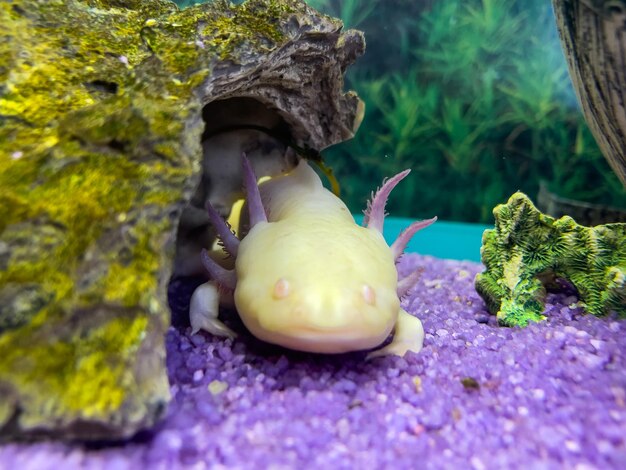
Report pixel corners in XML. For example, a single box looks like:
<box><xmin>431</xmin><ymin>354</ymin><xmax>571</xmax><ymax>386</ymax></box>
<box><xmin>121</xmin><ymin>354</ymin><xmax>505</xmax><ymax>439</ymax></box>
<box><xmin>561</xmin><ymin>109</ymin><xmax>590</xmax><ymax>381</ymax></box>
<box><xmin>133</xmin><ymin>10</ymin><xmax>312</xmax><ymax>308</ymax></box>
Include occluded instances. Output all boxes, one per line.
<box><xmin>234</xmin><ymin>161</ymin><xmax>402</xmax><ymax>354</ymax></box>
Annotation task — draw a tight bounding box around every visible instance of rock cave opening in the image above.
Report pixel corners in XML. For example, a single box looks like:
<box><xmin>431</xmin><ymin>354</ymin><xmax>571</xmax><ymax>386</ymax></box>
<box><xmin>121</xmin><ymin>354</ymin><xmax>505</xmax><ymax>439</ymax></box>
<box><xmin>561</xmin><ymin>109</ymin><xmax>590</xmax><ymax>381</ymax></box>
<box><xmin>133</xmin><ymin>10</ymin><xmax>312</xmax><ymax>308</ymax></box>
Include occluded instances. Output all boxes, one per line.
<box><xmin>168</xmin><ymin>97</ymin><xmax>297</xmax><ymax>328</ymax></box>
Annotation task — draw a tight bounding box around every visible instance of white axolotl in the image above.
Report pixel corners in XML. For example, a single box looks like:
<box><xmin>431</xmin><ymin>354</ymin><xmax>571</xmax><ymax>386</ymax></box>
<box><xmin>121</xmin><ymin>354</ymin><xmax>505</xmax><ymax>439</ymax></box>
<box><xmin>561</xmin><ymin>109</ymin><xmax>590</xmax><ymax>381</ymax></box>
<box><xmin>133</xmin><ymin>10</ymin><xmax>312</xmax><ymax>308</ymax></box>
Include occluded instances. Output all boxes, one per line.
<box><xmin>189</xmin><ymin>156</ymin><xmax>436</xmax><ymax>358</ymax></box>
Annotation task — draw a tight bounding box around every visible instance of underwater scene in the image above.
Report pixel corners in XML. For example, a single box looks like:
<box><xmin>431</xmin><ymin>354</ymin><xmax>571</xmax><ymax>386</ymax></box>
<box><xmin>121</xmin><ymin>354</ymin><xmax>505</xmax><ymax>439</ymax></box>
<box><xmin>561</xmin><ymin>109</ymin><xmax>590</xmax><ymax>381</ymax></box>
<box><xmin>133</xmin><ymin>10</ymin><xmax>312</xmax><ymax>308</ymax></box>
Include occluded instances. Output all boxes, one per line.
<box><xmin>0</xmin><ymin>0</ymin><xmax>625</xmax><ymax>469</ymax></box>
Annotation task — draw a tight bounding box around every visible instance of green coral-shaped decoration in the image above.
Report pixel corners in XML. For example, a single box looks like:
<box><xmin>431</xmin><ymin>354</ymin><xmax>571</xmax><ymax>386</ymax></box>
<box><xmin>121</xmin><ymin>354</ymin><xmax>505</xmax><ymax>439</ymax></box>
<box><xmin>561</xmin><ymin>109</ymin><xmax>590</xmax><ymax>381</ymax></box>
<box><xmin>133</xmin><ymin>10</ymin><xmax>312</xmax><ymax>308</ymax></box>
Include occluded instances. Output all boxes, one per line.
<box><xmin>475</xmin><ymin>192</ymin><xmax>626</xmax><ymax>327</ymax></box>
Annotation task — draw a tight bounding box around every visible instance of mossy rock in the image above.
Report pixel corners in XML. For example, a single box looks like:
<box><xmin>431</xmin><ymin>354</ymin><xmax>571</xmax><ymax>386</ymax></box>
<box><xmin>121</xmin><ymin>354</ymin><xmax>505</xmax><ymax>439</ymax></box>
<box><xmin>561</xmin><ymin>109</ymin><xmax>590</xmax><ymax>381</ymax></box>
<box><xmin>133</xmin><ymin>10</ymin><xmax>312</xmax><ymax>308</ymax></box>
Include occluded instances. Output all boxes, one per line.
<box><xmin>0</xmin><ymin>0</ymin><xmax>364</xmax><ymax>440</ymax></box>
<box><xmin>475</xmin><ymin>192</ymin><xmax>626</xmax><ymax>327</ymax></box>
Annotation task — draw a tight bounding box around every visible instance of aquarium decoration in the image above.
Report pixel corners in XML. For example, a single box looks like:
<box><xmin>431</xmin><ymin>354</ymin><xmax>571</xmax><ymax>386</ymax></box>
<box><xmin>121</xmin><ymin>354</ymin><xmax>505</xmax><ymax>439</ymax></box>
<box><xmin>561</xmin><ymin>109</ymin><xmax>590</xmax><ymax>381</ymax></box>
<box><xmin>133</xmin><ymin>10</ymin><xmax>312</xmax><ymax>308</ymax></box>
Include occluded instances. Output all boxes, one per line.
<box><xmin>0</xmin><ymin>0</ymin><xmax>364</xmax><ymax>440</ymax></box>
<box><xmin>476</xmin><ymin>192</ymin><xmax>626</xmax><ymax>327</ymax></box>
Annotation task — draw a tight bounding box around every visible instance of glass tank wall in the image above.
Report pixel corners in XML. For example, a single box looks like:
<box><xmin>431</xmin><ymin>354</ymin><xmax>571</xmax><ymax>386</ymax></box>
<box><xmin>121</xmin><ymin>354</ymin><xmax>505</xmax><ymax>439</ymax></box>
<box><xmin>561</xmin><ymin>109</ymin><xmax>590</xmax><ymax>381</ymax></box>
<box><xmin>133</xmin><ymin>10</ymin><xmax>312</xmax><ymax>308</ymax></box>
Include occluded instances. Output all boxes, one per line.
<box><xmin>174</xmin><ymin>0</ymin><xmax>626</xmax><ymax>224</ymax></box>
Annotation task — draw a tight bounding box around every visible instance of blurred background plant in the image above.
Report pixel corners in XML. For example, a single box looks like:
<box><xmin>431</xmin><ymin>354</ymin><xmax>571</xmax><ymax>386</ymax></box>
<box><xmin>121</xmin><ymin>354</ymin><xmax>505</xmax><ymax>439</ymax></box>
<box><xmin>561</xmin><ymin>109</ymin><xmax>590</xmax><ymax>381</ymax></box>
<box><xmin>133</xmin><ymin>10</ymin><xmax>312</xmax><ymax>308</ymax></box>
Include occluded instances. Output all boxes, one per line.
<box><xmin>173</xmin><ymin>0</ymin><xmax>626</xmax><ymax>223</ymax></box>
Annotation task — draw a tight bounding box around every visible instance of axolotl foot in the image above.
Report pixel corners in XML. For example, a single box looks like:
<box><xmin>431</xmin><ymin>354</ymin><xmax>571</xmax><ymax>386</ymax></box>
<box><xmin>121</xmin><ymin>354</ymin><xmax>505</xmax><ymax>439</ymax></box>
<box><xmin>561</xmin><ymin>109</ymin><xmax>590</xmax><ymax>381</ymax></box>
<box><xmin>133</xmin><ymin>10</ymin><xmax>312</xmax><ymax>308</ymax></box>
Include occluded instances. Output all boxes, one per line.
<box><xmin>365</xmin><ymin>309</ymin><xmax>425</xmax><ymax>360</ymax></box>
<box><xmin>189</xmin><ymin>281</ymin><xmax>237</xmax><ymax>339</ymax></box>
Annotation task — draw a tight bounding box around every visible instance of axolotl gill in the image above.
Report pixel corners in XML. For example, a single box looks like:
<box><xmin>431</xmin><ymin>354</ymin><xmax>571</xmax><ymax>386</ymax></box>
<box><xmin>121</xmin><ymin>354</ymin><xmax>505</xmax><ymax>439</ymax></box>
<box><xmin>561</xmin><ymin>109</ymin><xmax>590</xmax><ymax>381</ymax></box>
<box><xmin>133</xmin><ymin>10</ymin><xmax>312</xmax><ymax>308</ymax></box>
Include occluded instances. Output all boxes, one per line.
<box><xmin>189</xmin><ymin>156</ymin><xmax>436</xmax><ymax>358</ymax></box>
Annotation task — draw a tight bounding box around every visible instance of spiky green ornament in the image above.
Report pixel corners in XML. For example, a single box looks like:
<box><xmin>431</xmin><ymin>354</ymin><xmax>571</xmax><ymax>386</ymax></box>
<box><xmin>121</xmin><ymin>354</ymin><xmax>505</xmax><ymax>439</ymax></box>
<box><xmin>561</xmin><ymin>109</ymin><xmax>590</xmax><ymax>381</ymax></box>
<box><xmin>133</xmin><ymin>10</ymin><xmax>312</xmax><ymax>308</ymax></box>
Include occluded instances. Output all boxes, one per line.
<box><xmin>475</xmin><ymin>192</ymin><xmax>625</xmax><ymax>327</ymax></box>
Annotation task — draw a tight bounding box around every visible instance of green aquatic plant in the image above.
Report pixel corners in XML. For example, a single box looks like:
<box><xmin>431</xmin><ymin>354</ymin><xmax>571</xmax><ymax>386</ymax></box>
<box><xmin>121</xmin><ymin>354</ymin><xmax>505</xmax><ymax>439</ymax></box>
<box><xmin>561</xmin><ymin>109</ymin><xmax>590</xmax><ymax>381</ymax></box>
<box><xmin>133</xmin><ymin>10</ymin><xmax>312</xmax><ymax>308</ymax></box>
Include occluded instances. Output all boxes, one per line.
<box><xmin>475</xmin><ymin>192</ymin><xmax>626</xmax><ymax>327</ymax></box>
<box><xmin>303</xmin><ymin>0</ymin><xmax>626</xmax><ymax>223</ymax></box>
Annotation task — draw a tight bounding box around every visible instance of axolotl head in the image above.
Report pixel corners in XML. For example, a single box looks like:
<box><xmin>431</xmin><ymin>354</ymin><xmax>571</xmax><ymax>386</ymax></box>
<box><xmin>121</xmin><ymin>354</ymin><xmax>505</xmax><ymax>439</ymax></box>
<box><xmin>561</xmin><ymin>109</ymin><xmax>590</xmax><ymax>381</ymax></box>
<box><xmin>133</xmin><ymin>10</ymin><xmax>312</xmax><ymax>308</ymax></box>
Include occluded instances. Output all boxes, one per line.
<box><xmin>234</xmin><ymin>216</ymin><xmax>401</xmax><ymax>353</ymax></box>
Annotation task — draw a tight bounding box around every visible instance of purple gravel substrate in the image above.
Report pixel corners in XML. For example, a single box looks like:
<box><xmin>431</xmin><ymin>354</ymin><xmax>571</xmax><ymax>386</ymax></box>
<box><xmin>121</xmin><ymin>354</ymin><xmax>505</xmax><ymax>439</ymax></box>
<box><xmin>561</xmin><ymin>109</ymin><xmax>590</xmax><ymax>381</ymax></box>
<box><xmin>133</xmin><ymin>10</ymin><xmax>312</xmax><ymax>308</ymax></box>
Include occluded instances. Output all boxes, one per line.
<box><xmin>2</xmin><ymin>253</ymin><xmax>626</xmax><ymax>469</ymax></box>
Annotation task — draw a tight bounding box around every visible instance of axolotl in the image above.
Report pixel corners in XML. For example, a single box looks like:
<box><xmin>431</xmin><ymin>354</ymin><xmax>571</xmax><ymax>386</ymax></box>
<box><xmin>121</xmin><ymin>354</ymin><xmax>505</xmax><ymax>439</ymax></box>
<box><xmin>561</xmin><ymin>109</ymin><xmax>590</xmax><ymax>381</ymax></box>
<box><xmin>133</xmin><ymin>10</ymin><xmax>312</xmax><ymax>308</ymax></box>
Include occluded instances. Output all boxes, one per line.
<box><xmin>189</xmin><ymin>156</ymin><xmax>436</xmax><ymax>357</ymax></box>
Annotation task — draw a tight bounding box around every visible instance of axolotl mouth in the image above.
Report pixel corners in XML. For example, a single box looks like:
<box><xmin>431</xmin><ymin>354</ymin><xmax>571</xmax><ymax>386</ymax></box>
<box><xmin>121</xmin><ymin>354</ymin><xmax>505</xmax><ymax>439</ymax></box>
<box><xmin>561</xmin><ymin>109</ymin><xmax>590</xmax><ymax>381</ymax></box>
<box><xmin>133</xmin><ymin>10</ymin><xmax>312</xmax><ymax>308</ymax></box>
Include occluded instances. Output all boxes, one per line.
<box><xmin>240</xmin><ymin>315</ymin><xmax>397</xmax><ymax>354</ymax></box>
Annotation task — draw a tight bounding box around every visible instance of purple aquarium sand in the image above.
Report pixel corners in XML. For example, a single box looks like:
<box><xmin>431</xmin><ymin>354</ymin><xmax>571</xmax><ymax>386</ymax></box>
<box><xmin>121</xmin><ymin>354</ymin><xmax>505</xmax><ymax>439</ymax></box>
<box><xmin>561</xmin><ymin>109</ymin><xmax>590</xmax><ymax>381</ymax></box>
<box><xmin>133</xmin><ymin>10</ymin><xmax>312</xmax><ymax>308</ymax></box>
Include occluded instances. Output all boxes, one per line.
<box><xmin>1</xmin><ymin>253</ymin><xmax>625</xmax><ymax>469</ymax></box>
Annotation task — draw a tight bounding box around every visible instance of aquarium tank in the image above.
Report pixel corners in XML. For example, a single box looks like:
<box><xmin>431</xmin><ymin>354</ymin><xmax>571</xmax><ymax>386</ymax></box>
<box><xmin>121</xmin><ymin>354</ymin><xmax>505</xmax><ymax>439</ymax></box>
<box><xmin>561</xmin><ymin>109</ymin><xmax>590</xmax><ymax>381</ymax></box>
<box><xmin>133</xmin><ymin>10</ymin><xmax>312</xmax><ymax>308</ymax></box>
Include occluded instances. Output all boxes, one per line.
<box><xmin>1</xmin><ymin>0</ymin><xmax>625</xmax><ymax>469</ymax></box>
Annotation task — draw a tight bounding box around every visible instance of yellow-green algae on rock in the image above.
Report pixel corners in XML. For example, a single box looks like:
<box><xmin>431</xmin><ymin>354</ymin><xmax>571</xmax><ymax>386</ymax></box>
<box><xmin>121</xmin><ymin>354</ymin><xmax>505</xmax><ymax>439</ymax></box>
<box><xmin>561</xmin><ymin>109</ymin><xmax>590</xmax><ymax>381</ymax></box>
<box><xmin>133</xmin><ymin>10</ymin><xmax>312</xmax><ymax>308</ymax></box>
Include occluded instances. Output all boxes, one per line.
<box><xmin>0</xmin><ymin>0</ymin><xmax>364</xmax><ymax>439</ymax></box>
<box><xmin>475</xmin><ymin>193</ymin><xmax>626</xmax><ymax>327</ymax></box>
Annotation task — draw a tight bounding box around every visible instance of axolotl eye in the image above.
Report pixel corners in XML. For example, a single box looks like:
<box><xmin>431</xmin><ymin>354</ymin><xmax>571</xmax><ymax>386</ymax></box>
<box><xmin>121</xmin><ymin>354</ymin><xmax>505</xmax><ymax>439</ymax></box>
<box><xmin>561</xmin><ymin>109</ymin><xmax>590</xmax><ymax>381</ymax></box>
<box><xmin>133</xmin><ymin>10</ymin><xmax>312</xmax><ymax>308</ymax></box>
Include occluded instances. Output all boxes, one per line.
<box><xmin>361</xmin><ymin>284</ymin><xmax>376</xmax><ymax>305</ymax></box>
<box><xmin>272</xmin><ymin>278</ymin><xmax>291</xmax><ymax>299</ymax></box>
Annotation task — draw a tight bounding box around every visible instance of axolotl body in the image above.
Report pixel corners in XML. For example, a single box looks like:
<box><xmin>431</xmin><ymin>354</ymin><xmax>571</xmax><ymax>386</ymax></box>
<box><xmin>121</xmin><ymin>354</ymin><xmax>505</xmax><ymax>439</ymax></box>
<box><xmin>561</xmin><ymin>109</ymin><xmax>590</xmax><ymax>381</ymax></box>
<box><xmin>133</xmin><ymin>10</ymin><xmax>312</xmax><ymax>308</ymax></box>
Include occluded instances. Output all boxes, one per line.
<box><xmin>190</xmin><ymin>156</ymin><xmax>436</xmax><ymax>357</ymax></box>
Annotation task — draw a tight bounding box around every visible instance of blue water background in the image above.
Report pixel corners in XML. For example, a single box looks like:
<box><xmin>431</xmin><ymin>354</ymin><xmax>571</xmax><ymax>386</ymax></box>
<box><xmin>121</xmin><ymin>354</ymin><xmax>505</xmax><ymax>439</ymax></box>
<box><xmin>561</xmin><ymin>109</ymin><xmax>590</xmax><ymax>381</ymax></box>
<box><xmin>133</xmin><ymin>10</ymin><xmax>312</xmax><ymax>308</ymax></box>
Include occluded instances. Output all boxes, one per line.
<box><xmin>354</xmin><ymin>215</ymin><xmax>488</xmax><ymax>263</ymax></box>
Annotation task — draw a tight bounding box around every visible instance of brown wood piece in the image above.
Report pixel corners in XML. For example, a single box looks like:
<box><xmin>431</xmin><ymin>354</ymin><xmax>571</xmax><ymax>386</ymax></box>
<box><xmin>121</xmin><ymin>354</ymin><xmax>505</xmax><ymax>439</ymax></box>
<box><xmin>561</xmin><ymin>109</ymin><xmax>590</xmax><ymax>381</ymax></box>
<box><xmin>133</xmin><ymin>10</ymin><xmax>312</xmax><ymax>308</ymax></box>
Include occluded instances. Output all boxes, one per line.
<box><xmin>552</xmin><ymin>0</ymin><xmax>626</xmax><ymax>186</ymax></box>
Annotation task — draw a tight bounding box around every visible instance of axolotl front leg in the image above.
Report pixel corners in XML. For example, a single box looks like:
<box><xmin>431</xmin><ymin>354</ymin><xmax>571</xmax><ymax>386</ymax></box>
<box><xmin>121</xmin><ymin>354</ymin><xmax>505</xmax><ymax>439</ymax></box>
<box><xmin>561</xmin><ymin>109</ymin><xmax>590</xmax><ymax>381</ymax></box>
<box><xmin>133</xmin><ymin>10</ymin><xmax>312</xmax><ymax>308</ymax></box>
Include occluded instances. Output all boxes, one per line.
<box><xmin>188</xmin><ymin>201</ymin><xmax>241</xmax><ymax>338</ymax></box>
<box><xmin>364</xmin><ymin>309</ymin><xmax>425</xmax><ymax>359</ymax></box>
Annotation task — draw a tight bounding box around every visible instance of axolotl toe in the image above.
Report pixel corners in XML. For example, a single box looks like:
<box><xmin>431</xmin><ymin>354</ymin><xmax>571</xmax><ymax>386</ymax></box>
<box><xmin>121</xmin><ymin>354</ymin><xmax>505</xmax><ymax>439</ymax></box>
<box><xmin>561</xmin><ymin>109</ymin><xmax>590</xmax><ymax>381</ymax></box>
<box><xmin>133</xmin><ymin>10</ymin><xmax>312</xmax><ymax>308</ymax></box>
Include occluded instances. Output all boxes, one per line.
<box><xmin>189</xmin><ymin>156</ymin><xmax>436</xmax><ymax>357</ymax></box>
